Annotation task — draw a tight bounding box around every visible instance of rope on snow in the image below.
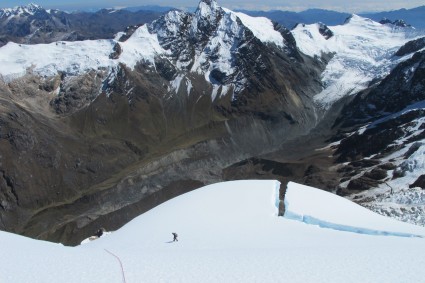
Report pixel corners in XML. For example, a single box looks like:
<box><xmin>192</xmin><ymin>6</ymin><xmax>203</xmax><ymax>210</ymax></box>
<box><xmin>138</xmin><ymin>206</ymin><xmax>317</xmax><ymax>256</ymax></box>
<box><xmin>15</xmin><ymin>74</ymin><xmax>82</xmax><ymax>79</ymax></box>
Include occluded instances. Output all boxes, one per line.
<box><xmin>104</xmin><ymin>249</ymin><xmax>127</xmax><ymax>283</ymax></box>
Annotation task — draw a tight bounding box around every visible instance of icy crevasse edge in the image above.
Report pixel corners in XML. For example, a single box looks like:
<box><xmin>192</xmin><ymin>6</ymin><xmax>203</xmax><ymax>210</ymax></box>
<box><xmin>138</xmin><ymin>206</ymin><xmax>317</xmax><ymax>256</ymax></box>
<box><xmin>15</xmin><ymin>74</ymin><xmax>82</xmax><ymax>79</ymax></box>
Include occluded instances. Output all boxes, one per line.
<box><xmin>283</xmin><ymin>181</ymin><xmax>424</xmax><ymax>238</ymax></box>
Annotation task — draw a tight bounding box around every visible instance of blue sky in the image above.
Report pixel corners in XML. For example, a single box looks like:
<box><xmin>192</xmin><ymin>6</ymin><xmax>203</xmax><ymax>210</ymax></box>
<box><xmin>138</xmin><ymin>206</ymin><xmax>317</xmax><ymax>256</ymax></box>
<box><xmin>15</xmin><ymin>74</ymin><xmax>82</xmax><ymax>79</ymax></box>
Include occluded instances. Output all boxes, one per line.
<box><xmin>0</xmin><ymin>0</ymin><xmax>424</xmax><ymax>13</ymax></box>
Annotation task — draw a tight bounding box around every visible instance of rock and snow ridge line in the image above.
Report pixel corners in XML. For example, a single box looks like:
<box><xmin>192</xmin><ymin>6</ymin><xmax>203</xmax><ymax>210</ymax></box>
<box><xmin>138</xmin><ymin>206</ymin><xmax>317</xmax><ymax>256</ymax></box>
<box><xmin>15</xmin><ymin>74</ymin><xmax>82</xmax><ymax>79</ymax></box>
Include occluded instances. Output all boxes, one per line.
<box><xmin>80</xmin><ymin>180</ymin><xmax>425</xmax><ymax>245</ymax></box>
<box><xmin>0</xmin><ymin>0</ymin><xmax>421</xmax><ymax>104</ymax></box>
<box><xmin>0</xmin><ymin>0</ymin><xmax>286</xmax><ymax>96</ymax></box>
<box><xmin>0</xmin><ymin>3</ymin><xmax>44</xmax><ymax>18</ymax></box>
<box><xmin>291</xmin><ymin>14</ymin><xmax>423</xmax><ymax>109</ymax></box>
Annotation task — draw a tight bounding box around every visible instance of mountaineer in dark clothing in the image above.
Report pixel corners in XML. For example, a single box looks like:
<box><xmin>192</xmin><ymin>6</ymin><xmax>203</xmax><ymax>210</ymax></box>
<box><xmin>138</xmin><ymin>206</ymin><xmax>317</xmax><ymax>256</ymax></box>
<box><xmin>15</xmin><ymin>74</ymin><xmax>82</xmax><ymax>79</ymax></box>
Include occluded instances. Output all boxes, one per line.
<box><xmin>172</xmin><ymin>232</ymin><xmax>178</xmax><ymax>242</ymax></box>
<box><xmin>95</xmin><ymin>227</ymin><xmax>106</xmax><ymax>238</ymax></box>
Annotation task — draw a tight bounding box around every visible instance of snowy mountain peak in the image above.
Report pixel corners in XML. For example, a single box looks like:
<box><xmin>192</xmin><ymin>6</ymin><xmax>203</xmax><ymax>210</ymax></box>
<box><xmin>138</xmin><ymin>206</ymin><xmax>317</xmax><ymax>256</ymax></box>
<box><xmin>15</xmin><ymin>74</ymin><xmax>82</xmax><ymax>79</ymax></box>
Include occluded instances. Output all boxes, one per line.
<box><xmin>26</xmin><ymin>3</ymin><xmax>42</xmax><ymax>10</ymax></box>
<box><xmin>0</xmin><ymin>0</ymin><xmax>290</xmax><ymax>100</ymax></box>
<box><xmin>196</xmin><ymin>0</ymin><xmax>219</xmax><ymax>14</ymax></box>
<box><xmin>292</xmin><ymin>13</ymin><xmax>413</xmax><ymax>108</ymax></box>
<box><xmin>0</xmin><ymin>3</ymin><xmax>44</xmax><ymax>18</ymax></box>
<box><xmin>343</xmin><ymin>14</ymin><xmax>380</xmax><ymax>27</ymax></box>
<box><xmin>192</xmin><ymin>0</ymin><xmax>223</xmax><ymax>37</ymax></box>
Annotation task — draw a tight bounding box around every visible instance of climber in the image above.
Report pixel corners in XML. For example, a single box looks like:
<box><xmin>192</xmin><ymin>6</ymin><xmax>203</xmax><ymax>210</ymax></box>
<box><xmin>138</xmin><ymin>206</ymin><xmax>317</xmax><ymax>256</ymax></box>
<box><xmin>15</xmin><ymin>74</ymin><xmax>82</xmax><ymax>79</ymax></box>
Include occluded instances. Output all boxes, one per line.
<box><xmin>172</xmin><ymin>232</ymin><xmax>178</xmax><ymax>242</ymax></box>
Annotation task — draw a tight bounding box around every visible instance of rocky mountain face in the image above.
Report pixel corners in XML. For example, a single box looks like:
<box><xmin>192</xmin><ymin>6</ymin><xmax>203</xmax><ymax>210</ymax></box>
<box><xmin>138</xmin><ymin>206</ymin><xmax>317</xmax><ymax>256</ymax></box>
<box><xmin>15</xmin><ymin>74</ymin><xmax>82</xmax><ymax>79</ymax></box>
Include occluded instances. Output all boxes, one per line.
<box><xmin>0</xmin><ymin>0</ymin><xmax>424</xmax><ymax>245</ymax></box>
<box><xmin>0</xmin><ymin>4</ymin><xmax>163</xmax><ymax>46</ymax></box>
<box><xmin>379</xmin><ymin>18</ymin><xmax>412</xmax><ymax>28</ymax></box>
<box><xmin>0</xmin><ymin>0</ymin><xmax>325</xmax><ymax>245</ymax></box>
<box><xmin>328</xmin><ymin>39</ymin><xmax>425</xmax><ymax>226</ymax></box>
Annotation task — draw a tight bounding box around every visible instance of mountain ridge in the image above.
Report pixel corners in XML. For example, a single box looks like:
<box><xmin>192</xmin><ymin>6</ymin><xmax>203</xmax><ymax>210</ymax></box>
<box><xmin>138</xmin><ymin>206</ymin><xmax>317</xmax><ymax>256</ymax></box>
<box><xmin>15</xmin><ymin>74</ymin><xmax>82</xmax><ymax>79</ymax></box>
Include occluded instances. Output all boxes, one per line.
<box><xmin>0</xmin><ymin>0</ymin><xmax>325</xmax><ymax>245</ymax></box>
<box><xmin>0</xmin><ymin>0</ymin><xmax>424</xmax><ymax>246</ymax></box>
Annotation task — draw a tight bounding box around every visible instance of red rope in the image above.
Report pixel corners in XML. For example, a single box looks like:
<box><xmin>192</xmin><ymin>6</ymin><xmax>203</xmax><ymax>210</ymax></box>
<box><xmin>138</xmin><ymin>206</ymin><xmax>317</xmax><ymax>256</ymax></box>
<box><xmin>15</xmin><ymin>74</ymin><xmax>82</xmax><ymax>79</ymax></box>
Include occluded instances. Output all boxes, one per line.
<box><xmin>104</xmin><ymin>249</ymin><xmax>127</xmax><ymax>283</ymax></box>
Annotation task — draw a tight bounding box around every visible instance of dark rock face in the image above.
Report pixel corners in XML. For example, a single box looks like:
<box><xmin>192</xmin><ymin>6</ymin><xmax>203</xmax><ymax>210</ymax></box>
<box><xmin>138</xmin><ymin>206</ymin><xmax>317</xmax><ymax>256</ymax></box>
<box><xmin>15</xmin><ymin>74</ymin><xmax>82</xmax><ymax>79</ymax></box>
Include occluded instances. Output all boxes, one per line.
<box><xmin>330</xmin><ymin>45</ymin><xmax>425</xmax><ymax>199</ymax></box>
<box><xmin>410</xmin><ymin>175</ymin><xmax>425</xmax><ymax>189</ymax></box>
<box><xmin>50</xmin><ymin>71</ymin><xmax>108</xmax><ymax>114</ymax></box>
<box><xmin>335</xmin><ymin>50</ymin><xmax>425</xmax><ymax>128</ymax></box>
<box><xmin>346</xmin><ymin>176</ymin><xmax>381</xmax><ymax>192</ymax></box>
<box><xmin>334</xmin><ymin>111</ymin><xmax>423</xmax><ymax>162</ymax></box>
<box><xmin>379</xmin><ymin>18</ymin><xmax>412</xmax><ymax>28</ymax></box>
<box><xmin>395</xmin><ymin>37</ymin><xmax>425</xmax><ymax>57</ymax></box>
<box><xmin>1</xmin><ymin>0</ymin><xmax>422</xmax><ymax>246</ymax></box>
<box><xmin>109</xmin><ymin>43</ymin><xmax>122</xmax><ymax>59</ymax></box>
<box><xmin>318</xmin><ymin>23</ymin><xmax>334</xmax><ymax>39</ymax></box>
<box><xmin>0</xmin><ymin>1</ymin><xmax>328</xmax><ymax>246</ymax></box>
<box><xmin>364</xmin><ymin>168</ymin><xmax>388</xmax><ymax>180</ymax></box>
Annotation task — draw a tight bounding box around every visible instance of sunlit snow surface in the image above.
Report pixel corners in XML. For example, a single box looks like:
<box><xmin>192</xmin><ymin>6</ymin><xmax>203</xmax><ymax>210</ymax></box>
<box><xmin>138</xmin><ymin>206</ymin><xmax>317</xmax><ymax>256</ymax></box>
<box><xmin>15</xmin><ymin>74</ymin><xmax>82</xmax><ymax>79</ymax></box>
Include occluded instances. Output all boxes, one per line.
<box><xmin>0</xmin><ymin>24</ymin><xmax>170</xmax><ymax>82</ymax></box>
<box><xmin>292</xmin><ymin>15</ymin><xmax>421</xmax><ymax>108</ymax></box>
<box><xmin>0</xmin><ymin>4</ymin><xmax>284</xmax><ymax>88</ymax></box>
<box><xmin>2</xmin><ymin>180</ymin><xmax>425</xmax><ymax>283</ymax></box>
<box><xmin>223</xmin><ymin>8</ymin><xmax>285</xmax><ymax>48</ymax></box>
<box><xmin>0</xmin><ymin>40</ymin><xmax>116</xmax><ymax>79</ymax></box>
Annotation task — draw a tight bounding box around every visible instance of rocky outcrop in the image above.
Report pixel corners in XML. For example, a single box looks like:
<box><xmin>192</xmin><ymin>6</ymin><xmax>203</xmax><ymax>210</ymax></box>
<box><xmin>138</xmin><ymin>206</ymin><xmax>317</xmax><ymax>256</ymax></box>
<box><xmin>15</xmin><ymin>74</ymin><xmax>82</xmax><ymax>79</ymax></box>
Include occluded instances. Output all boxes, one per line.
<box><xmin>335</xmin><ymin>50</ymin><xmax>425</xmax><ymax>127</ymax></box>
<box><xmin>1</xmin><ymin>0</ymin><xmax>423</xmax><ymax>245</ymax></box>
<box><xmin>395</xmin><ymin>37</ymin><xmax>425</xmax><ymax>57</ymax></box>
<box><xmin>318</xmin><ymin>23</ymin><xmax>333</xmax><ymax>39</ymax></box>
<box><xmin>0</xmin><ymin>0</ymin><xmax>327</xmax><ymax>245</ymax></box>
<box><xmin>329</xmin><ymin>45</ymin><xmax>425</xmax><ymax>222</ymax></box>
<box><xmin>379</xmin><ymin>18</ymin><xmax>412</xmax><ymax>28</ymax></box>
<box><xmin>410</xmin><ymin>175</ymin><xmax>425</xmax><ymax>189</ymax></box>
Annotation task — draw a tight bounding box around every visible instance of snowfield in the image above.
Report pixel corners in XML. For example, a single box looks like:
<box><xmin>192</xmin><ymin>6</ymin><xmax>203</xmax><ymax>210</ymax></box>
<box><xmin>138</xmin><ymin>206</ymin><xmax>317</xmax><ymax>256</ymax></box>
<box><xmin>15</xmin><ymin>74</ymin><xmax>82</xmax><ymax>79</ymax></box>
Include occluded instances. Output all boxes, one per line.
<box><xmin>1</xmin><ymin>180</ymin><xmax>425</xmax><ymax>282</ymax></box>
<box><xmin>292</xmin><ymin>15</ymin><xmax>422</xmax><ymax>108</ymax></box>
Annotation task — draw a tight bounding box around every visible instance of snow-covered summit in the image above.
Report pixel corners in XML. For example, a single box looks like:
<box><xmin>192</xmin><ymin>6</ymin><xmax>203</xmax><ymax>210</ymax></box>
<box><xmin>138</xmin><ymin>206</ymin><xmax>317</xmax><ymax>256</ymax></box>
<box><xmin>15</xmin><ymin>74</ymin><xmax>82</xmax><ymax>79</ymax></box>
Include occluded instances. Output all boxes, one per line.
<box><xmin>0</xmin><ymin>0</ymin><xmax>290</xmax><ymax>100</ymax></box>
<box><xmin>292</xmin><ymin>14</ymin><xmax>416</xmax><ymax>108</ymax></box>
<box><xmin>148</xmin><ymin>0</ymin><xmax>288</xmax><ymax>98</ymax></box>
<box><xmin>1</xmin><ymin>180</ymin><xmax>425</xmax><ymax>282</ymax></box>
<box><xmin>0</xmin><ymin>3</ymin><xmax>44</xmax><ymax>18</ymax></box>
<box><xmin>196</xmin><ymin>0</ymin><xmax>220</xmax><ymax>19</ymax></box>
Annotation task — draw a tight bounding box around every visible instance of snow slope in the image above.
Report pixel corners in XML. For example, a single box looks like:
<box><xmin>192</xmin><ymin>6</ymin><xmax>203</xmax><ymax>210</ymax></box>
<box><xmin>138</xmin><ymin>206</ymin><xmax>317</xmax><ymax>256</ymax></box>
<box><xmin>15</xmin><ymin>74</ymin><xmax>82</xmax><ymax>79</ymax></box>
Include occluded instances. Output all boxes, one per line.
<box><xmin>292</xmin><ymin>15</ymin><xmax>421</xmax><ymax>108</ymax></box>
<box><xmin>0</xmin><ymin>40</ymin><xmax>116</xmax><ymax>79</ymax></box>
<box><xmin>1</xmin><ymin>180</ymin><xmax>425</xmax><ymax>283</ymax></box>
<box><xmin>0</xmin><ymin>25</ymin><xmax>168</xmax><ymax>81</ymax></box>
<box><xmin>223</xmin><ymin>8</ymin><xmax>285</xmax><ymax>48</ymax></box>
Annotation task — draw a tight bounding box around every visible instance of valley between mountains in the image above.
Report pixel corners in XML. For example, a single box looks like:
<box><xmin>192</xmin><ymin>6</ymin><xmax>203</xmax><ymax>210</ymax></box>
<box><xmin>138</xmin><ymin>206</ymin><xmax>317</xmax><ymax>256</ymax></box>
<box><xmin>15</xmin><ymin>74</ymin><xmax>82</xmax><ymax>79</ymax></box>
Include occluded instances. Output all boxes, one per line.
<box><xmin>0</xmin><ymin>0</ymin><xmax>424</xmax><ymax>245</ymax></box>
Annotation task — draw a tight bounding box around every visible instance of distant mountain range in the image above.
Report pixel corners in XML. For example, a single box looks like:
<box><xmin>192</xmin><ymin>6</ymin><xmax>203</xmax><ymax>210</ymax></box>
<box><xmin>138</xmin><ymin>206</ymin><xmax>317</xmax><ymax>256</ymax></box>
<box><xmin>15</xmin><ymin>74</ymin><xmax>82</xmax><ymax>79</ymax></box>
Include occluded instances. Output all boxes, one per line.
<box><xmin>239</xmin><ymin>6</ymin><xmax>425</xmax><ymax>29</ymax></box>
<box><xmin>123</xmin><ymin>5</ymin><xmax>176</xmax><ymax>13</ymax></box>
<box><xmin>0</xmin><ymin>4</ymin><xmax>164</xmax><ymax>46</ymax></box>
<box><xmin>361</xmin><ymin>6</ymin><xmax>425</xmax><ymax>29</ymax></box>
<box><xmin>0</xmin><ymin>3</ymin><xmax>422</xmax><ymax>48</ymax></box>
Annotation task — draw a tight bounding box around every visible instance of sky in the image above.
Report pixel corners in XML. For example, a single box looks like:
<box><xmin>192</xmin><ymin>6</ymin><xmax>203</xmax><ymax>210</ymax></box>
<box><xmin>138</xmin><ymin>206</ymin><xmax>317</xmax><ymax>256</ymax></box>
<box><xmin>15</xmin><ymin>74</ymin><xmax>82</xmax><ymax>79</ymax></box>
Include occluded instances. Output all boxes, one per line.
<box><xmin>0</xmin><ymin>0</ymin><xmax>424</xmax><ymax>13</ymax></box>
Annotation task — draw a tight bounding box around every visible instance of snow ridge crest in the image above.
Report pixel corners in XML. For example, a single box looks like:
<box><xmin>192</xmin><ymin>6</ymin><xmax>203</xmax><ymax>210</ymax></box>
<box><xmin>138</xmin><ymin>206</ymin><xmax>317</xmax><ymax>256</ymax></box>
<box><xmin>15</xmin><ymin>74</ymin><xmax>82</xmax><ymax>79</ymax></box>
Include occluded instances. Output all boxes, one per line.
<box><xmin>0</xmin><ymin>3</ymin><xmax>44</xmax><ymax>18</ymax></box>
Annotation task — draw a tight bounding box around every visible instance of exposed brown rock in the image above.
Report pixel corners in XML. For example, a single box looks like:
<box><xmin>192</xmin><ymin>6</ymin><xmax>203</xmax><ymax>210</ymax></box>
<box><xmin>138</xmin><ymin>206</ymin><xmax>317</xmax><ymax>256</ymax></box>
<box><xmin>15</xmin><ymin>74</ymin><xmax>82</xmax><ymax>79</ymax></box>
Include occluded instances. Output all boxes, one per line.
<box><xmin>410</xmin><ymin>175</ymin><xmax>425</xmax><ymax>189</ymax></box>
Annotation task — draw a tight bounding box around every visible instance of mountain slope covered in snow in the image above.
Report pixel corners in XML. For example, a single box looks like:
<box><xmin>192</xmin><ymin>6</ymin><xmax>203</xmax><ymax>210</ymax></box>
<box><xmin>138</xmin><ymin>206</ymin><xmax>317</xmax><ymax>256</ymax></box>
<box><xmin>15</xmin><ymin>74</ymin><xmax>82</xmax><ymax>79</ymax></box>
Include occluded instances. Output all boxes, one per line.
<box><xmin>0</xmin><ymin>0</ymin><xmax>325</xmax><ymax>245</ymax></box>
<box><xmin>292</xmin><ymin>14</ymin><xmax>417</xmax><ymax>108</ymax></box>
<box><xmin>1</xmin><ymin>180</ymin><xmax>425</xmax><ymax>283</ymax></box>
<box><xmin>0</xmin><ymin>0</ymin><xmax>425</xmax><ymax>247</ymax></box>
